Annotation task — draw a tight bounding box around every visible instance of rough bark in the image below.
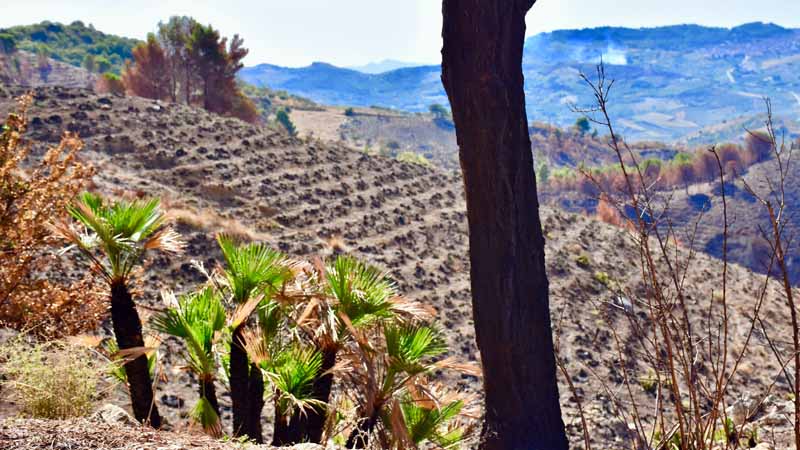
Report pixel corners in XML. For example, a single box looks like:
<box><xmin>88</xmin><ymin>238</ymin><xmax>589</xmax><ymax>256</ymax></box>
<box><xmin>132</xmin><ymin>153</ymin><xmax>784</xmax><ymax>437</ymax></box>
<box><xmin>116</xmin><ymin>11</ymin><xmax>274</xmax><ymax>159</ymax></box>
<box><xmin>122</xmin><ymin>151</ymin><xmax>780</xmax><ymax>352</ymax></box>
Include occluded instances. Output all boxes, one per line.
<box><xmin>441</xmin><ymin>1</ymin><xmax>569</xmax><ymax>449</ymax></box>
<box><xmin>229</xmin><ymin>325</ymin><xmax>251</xmax><ymax>439</ymax></box>
<box><xmin>199</xmin><ymin>378</ymin><xmax>220</xmax><ymax>418</ymax></box>
<box><xmin>246</xmin><ymin>363</ymin><xmax>265</xmax><ymax>443</ymax></box>
<box><xmin>279</xmin><ymin>345</ymin><xmax>337</xmax><ymax>445</ymax></box>
<box><xmin>110</xmin><ymin>280</ymin><xmax>161</xmax><ymax>428</ymax></box>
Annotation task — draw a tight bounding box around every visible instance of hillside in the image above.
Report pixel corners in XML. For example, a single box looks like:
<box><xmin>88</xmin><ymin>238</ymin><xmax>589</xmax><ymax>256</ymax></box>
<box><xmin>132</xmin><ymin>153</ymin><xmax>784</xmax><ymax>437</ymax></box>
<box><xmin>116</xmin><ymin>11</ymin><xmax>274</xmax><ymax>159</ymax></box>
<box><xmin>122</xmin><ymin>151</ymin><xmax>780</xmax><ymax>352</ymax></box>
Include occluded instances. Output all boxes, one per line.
<box><xmin>0</xmin><ymin>85</ymin><xmax>797</xmax><ymax>448</ymax></box>
<box><xmin>0</xmin><ymin>21</ymin><xmax>138</xmax><ymax>74</ymax></box>
<box><xmin>240</xmin><ymin>22</ymin><xmax>800</xmax><ymax>143</ymax></box>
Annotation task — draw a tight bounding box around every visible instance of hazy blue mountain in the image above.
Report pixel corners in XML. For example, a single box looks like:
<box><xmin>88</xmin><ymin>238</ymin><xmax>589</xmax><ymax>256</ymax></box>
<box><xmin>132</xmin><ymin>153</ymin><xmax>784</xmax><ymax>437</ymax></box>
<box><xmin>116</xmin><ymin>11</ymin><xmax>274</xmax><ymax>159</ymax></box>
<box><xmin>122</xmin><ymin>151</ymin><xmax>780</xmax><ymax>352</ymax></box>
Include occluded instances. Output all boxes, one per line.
<box><xmin>240</xmin><ymin>22</ymin><xmax>800</xmax><ymax>142</ymax></box>
<box><xmin>348</xmin><ymin>59</ymin><xmax>424</xmax><ymax>74</ymax></box>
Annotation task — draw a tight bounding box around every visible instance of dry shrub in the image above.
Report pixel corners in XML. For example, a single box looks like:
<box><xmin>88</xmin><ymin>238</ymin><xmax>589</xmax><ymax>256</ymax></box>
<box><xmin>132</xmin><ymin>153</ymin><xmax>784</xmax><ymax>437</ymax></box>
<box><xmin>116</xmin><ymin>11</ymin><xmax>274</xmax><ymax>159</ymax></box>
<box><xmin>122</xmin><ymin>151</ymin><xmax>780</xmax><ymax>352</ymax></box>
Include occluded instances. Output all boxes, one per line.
<box><xmin>596</xmin><ymin>193</ymin><xmax>627</xmax><ymax>229</ymax></box>
<box><xmin>95</xmin><ymin>73</ymin><xmax>125</xmax><ymax>95</ymax></box>
<box><xmin>0</xmin><ymin>94</ymin><xmax>104</xmax><ymax>338</ymax></box>
<box><xmin>0</xmin><ymin>338</ymin><xmax>107</xmax><ymax>419</ymax></box>
<box><xmin>168</xmin><ymin>203</ymin><xmax>272</xmax><ymax>242</ymax></box>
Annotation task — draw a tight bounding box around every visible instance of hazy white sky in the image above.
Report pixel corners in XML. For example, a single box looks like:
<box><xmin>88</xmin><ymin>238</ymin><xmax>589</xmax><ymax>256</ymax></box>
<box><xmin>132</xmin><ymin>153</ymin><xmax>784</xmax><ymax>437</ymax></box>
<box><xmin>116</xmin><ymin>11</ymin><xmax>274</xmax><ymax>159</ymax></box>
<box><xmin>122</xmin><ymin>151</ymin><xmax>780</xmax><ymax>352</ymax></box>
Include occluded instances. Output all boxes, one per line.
<box><xmin>3</xmin><ymin>0</ymin><xmax>800</xmax><ymax>67</ymax></box>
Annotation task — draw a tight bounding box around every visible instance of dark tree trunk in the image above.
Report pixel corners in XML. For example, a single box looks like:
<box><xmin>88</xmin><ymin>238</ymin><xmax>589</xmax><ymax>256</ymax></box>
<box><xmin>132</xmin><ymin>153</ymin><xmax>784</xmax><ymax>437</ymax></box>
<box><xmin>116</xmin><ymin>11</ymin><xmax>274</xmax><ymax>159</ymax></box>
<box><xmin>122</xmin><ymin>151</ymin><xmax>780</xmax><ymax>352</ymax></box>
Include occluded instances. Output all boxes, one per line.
<box><xmin>345</xmin><ymin>406</ymin><xmax>381</xmax><ymax>449</ymax></box>
<box><xmin>441</xmin><ymin>1</ymin><xmax>569</xmax><ymax>449</ymax></box>
<box><xmin>110</xmin><ymin>280</ymin><xmax>161</xmax><ymax>428</ymax></box>
<box><xmin>229</xmin><ymin>325</ymin><xmax>251</xmax><ymax>439</ymax></box>
<box><xmin>277</xmin><ymin>346</ymin><xmax>337</xmax><ymax>445</ymax></box>
<box><xmin>271</xmin><ymin>406</ymin><xmax>303</xmax><ymax>446</ymax></box>
<box><xmin>199</xmin><ymin>378</ymin><xmax>220</xmax><ymax>418</ymax></box>
<box><xmin>246</xmin><ymin>362</ymin><xmax>264</xmax><ymax>443</ymax></box>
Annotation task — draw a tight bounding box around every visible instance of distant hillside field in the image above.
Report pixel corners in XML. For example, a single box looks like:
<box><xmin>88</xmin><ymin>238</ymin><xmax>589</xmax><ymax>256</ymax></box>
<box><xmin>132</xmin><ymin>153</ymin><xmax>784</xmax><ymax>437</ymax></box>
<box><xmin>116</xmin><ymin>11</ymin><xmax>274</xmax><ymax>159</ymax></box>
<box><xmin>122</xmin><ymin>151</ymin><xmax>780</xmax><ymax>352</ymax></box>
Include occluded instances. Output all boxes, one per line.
<box><xmin>240</xmin><ymin>22</ymin><xmax>800</xmax><ymax>143</ymax></box>
<box><xmin>0</xmin><ymin>21</ymin><xmax>139</xmax><ymax>74</ymax></box>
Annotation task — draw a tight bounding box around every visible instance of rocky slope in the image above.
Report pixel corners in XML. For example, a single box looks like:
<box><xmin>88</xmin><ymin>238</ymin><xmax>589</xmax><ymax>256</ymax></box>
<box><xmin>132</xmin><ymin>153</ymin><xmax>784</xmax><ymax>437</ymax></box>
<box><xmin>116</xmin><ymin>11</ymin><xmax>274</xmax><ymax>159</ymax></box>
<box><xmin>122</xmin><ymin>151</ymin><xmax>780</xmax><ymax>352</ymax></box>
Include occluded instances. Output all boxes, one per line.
<box><xmin>0</xmin><ymin>85</ymin><xmax>797</xmax><ymax>448</ymax></box>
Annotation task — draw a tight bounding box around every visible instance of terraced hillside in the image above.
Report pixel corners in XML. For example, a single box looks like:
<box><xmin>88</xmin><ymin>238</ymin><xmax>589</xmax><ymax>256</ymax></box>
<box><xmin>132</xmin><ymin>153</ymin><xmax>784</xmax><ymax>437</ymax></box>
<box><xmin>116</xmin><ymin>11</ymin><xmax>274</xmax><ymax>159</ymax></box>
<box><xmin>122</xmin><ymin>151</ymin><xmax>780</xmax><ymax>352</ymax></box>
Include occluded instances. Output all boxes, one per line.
<box><xmin>0</xmin><ymin>85</ymin><xmax>797</xmax><ymax>448</ymax></box>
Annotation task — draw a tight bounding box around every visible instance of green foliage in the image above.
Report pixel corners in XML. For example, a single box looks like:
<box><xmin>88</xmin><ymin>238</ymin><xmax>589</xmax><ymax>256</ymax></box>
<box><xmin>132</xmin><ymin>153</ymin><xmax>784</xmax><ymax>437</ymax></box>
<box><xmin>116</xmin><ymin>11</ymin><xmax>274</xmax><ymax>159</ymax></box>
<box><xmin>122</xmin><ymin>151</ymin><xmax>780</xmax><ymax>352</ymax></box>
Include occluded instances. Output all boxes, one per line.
<box><xmin>264</xmin><ymin>346</ymin><xmax>323</xmax><ymax>416</ymax></box>
<box><xmin>384</xmin><ymin>324</ymin><xmax>447</xmax><ymax>375</ymax></box>
<box><xmin>672</xmin><ymin>152</ymin><xmax>693</xmax><ymax>166</ymax></box>
<box><xmin>575</xmin><ymin>116</ymin><xmax>591</xmax><ymax>135</ymax></box>
<box><xmin>536</xmin><ymin>160</ymin><xmax>550</xmax><ymax>185</ymax></box>
<box><xmin>0</xmin><ymin>33</ymin><xmax>16</xmax><ymax>54</ymax></box>
<box><xmin>94</xmin><ymin>55</ymin><xmax>111</xmax><ymax>73</ymax></box>
<box><xmin>0</xmin><ymin>21</ymin><xmax>138</xmax><ymax>73</ymax></box>
<box><xmin>151</xmin><ymin>287</ymin><xmax>225</xmax><ymax>377</ymax></box>
<box><xmin>401</xmin><ymin>397</ymin><xmax>465</xmax><ymax>448</ymax></box>
<box><xmin>275</xmin><ymin>108</ymin><xmax>297</xmax><ymax>136</ymax></box>
<box><xmin>575</xmin><ymin>254</ymin><xmax>591</xmax><ymax>268</ymax></box>
<box><xmin>593</xmin><ymin>270</ymin><xmax>611</xmax><ymax>287</ymax></box>
<box><xmin>428</xmin><ymin>103</ymin><xmax>451</xmax><ymax>119</ymax></box>
<box><xmin>82</xmin><ymin>53</ymin><xmax>96</xmax><ymax>72</ymax></box>
<box><xmin>59</xmin><ymin>193</ymin><xmax>183</xmax><ymax>284</ymax></box>
<box><xmin>396</xmin><ymin>151</ymin><xmax>431</xmax><ymax>167</ymax></box>
<box><xmin>344</xmin><ymin>107</ymin><xmax>355</xmax><ymax>117</ymax></box>
<box><xmin>217</xmin><ymin>235</ymin><xmax>291</xmax><ymax>305</ymax></box>
<box><xmin>325</xmin><ymin>255</ymin><xmax>396</xmax><ymax>329</ymax></box>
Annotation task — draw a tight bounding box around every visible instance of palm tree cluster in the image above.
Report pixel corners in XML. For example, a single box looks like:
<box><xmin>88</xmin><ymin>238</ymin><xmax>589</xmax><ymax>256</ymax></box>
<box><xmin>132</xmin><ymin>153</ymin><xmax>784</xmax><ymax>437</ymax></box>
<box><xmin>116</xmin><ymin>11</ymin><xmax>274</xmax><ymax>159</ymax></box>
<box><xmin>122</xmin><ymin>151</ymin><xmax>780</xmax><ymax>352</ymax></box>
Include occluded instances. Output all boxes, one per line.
<box><xmin>56</xmin><ymin>193</ymin><xmax>474</xmax><ymax>448</ymax></box>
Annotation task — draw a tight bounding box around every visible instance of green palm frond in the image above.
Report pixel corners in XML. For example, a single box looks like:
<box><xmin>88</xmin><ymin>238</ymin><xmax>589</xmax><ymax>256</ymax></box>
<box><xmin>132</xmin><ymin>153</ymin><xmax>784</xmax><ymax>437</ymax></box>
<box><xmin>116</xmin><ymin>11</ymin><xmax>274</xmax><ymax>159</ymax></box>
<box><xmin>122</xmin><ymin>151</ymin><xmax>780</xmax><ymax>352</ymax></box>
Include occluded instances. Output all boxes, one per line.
<box><xmin>401</xmin><ymin>397</ymin><xmax>464</xmax><ymax>448</ymax></box>
<box><xmin>61</xmin><ymin>193</ymin><xmax>183</xmax><ymax>282</ymax></box>
<box><xmin>217</xmin><ymin>235</ymin><xmax>292</xmax><ymax>304</ymax></box>
<box><xmin>263</xmin><ymin>346</ymin><xmax>324</xmax><ymax>417</ymax></box>
<box><xmin>150</xmin><ymin>287</ymin><xmax>225</xmax><ymax>377</ymax></box>
<box><xmin>190</xmin><ymin>395</ymin><xmax>222</xmax><ymax>437</ymax></box>
<box><xmin>384</xmin><ymin>324</ymin><xmax>447</xmax><ymax>375</ymax></box>
<box><xmin>325</xmin><ymin>256</ymin><xmax>396</xmax><ymax>330</ymax></box>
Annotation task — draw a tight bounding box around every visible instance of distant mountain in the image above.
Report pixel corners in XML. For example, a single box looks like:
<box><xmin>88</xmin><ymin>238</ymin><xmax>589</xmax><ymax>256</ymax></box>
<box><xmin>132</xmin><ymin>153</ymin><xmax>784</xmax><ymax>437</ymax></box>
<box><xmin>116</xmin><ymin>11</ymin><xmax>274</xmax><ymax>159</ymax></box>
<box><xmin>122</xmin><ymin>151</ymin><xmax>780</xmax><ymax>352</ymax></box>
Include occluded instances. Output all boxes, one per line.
<box><xmin>348</xmin><ymin>59</ymin><xmax>423</xmax><ymax>74</ymax></box>
<box><xmin>240</xmin><ymin>22</ymin><xmax>800</xmax><ymax>142</ymax></box>
<box><xmin>241</xmin><ymin>62</ymin><xmax>445</xmax><ymax>112</ymax></box>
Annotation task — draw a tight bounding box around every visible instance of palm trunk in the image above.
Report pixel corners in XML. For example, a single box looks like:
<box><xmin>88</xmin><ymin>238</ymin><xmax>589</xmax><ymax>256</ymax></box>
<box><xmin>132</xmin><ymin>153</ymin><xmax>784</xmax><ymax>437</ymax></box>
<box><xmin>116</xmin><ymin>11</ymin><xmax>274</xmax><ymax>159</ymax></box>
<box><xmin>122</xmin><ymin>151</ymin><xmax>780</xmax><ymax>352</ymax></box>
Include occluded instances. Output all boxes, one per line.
<box><xmin>230</xmin><ymin>325</ymin><xmax>251</xmax><ymax>438</ymax></box>
<box><xmin>110</xmin><ymin>280</ymin><xmax>161</xmax><ymax>428</ymax></box>
<box><xmin>199</xmin><ymin>378</ymin><xmax>220</xmax><ymax>418</ymax></box>
<box><xmin>277</xmin><ymin>346</ymin><xmax>337</xmax><ymax>444</ymax></box>
<box><xmin>345</xmin><ymin>407</ymin><xmax>381</xmax><ymax>449</ymax></box>
<box><xmin>441</xmin><ymin>1</ymin><xmax>568</xmax><ymax>449</ymax></box>
<box><xmin>246</xmin><ymin>362</ymin><xmax>265</xmax><ymax>443</ymax></box>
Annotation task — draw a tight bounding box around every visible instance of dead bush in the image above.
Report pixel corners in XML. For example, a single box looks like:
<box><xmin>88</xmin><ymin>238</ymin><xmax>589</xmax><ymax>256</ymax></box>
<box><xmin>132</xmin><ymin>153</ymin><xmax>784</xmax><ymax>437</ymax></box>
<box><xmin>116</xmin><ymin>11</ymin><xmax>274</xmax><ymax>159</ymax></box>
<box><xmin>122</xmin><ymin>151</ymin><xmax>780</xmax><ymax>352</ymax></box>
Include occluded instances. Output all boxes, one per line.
<box><xmin>0</xmin><ymin>94</ymin><xmax>104</xmax><ymax>338</ymax></box>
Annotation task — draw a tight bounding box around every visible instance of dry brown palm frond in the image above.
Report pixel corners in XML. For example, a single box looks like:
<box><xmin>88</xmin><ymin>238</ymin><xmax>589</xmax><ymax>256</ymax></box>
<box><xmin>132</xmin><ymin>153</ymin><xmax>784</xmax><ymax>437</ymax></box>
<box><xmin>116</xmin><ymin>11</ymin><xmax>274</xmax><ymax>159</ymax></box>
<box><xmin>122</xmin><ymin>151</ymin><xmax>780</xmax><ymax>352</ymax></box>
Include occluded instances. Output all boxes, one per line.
<box><xmin>143</xmin><ymin>227</ymin><xmax>185</xmax><ymax>254</ymax></box>
<box><xmin>388</xmin><ymin>398</ymin><xmax>415</xmax><ymax>450</ymax></box>
<box><xmin>389</xmin><ymin>296</ymin><xmax>436</xmax><ymax>322</ymax></box>
<box><xmin>430</xmin><ymin>356</ymin><xmax>482</xmax><ymax>377</ymax></box>
<box><xmin>241</xmin><ymin>327</ymin><xmax>273</xmax><ymax>366</ymax></box>
<box><xmin>228</xmin><ymin>293</ymin><xmax>265</xmax><ymax>329</ymax></box>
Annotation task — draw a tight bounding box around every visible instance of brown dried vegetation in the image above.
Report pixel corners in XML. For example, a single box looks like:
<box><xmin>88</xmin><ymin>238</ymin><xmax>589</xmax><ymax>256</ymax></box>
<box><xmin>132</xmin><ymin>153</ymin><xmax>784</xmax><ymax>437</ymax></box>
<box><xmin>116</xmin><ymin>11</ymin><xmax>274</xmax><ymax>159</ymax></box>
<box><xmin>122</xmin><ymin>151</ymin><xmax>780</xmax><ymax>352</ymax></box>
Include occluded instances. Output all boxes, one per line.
<box><xmin>0</xmin><ymin>95</ymin><xmax>103</xmax><ymax>338</ymax></box>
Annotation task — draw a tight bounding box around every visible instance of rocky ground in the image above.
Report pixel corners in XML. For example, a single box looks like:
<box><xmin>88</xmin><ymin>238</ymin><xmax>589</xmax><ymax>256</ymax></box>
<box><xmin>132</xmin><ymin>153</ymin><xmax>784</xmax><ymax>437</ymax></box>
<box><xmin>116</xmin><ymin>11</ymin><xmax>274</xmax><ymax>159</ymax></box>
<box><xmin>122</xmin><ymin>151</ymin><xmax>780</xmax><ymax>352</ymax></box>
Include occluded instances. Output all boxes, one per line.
<box><xmin>0</xmin><ymin>85</ymin><xmax>798</xmax><ymax>448</ymax></box>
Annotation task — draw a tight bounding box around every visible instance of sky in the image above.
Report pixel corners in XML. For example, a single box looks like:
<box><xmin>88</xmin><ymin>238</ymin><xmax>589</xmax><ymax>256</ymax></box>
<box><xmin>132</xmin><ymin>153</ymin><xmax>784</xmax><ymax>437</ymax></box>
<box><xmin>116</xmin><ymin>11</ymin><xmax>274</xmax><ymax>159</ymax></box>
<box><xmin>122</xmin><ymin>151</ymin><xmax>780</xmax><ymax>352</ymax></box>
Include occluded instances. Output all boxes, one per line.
<box><xmin>3</xmin><ymin>0</ymin><xmax>800</xmax><ymax>67</ymax></box>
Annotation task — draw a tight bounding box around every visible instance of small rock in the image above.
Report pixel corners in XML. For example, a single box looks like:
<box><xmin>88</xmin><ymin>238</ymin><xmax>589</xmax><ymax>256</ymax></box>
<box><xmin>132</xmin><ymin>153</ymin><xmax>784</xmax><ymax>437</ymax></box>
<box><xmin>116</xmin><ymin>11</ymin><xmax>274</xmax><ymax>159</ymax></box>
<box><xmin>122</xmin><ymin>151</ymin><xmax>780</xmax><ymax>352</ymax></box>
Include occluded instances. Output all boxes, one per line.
<box><xmin>161</xmin><ymin>394</ymin><xmax>185</xmax><ymax>408</ymax></box>
<box><xmin>90</xmin><ymin>403</ymin><xmax>138</xmax><ymax>427</ymax></box>
<box><xmin>753</xmin><ymin>443</ymin><xmax>774</xmax><ymax>450</ymax></box>
<box><xmin>727</xmin><ymin>394</ymin><xmax>759</xmax><ymax>425</ymax></box>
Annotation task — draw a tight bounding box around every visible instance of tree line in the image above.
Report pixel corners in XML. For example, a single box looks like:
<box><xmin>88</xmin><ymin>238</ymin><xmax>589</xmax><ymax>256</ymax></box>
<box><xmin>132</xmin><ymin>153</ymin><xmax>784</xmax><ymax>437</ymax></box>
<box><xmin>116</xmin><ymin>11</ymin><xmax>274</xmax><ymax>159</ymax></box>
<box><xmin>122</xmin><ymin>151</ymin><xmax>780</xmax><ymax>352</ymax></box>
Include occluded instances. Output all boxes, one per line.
<box><xmin>118</xmin><ymin>16</ymin><xmax>258</xmax><ymax>123</ymax></box>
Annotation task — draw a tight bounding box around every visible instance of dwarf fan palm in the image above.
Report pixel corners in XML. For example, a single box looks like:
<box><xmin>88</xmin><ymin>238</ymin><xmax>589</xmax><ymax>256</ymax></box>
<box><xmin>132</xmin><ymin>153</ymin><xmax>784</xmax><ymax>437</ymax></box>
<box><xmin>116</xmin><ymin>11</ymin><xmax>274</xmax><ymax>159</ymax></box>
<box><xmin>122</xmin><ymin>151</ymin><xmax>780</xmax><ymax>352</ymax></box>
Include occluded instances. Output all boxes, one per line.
<box><xmin>54</xmin><ymin>193</ymin><xmax>183</xmax><ymax>428</ymax></box>
<box><xmin>217</xmin><ymin>234</ymin><xmax>292</xmax><ymax>442</ymax></box>
<box><xmin>151</xmin><ymin>287</ymin><xmax>226</xmax><ymax>436</ymax></box>
<box><xmin>346</xmin><ymin>324</ymin><xmax>448</xmax><ymax>448</ymax></box>
<box><xmin>400</xmin><ymin>396</ymin><xmax>465</xmax><ymax>448</ymax></box>
<box><xmin>298</xmin><ymin>255</ymin><xmax>399</xmax><ymax>444</ymax></box>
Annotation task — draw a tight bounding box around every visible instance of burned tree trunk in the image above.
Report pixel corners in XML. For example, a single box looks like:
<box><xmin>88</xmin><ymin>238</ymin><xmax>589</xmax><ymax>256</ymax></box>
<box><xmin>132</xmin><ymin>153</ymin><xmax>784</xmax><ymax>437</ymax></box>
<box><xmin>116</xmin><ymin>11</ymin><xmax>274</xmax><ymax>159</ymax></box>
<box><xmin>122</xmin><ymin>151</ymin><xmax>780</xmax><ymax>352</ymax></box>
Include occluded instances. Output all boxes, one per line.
<box><xmin>441</xmin><ymin>1</ymin><xmax>568</xmax><ymax>449</ymax></box>
<box><xmin>110</xmin><ymin>280</ymin><xmax>162</xmax><ymax>428</ymax></box>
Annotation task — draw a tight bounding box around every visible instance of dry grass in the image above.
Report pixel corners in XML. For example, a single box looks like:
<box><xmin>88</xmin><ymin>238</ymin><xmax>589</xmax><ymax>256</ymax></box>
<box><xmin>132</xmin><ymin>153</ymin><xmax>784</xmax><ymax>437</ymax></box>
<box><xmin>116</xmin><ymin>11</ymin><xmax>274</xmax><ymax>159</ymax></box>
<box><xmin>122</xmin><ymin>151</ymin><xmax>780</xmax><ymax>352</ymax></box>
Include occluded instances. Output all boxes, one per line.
<box><xmin>0</xmin><ymin>339</ymin><xmax>107</xmax><ymax>419</ymax></box>
<box><xmin>167</xmin><ymin>204</ymin><xmax>274</xmax><ymax>242</ymax></box>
